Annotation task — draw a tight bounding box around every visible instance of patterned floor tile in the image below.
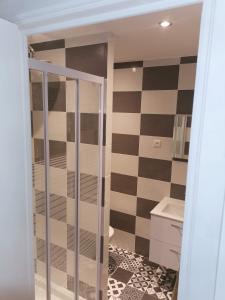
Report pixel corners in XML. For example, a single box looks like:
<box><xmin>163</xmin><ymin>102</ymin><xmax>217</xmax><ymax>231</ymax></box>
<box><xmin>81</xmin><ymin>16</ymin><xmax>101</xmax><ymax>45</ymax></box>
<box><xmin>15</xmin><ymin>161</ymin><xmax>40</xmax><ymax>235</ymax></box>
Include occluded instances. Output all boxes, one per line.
<box><xmin>108</xmin><ymin>278</ymin><xmax>126</xmax><ymax>298</ymax></box>
<box><xmin>110</xmin><ymin>252</ymin><xmax>126</xmax><ymax>269</ymax></box>
<box><xmin>108</xmin><ymin>245</ymin><xmax>176</xmax><ymax>300</ymax></box>
<box><xmin>119</xmin><ymin>257</ymin><xmax>143</xmax><ymax>273</ymax></box>
<box><xmin>111</xmin><ymin>267</ymin><xmax>133</xmax><ymax>284</ymax></box>
<box><xmin>127</xmin><ymin>272</ymin><xmax>151</xmax><ymax>292</ymax></box>
<box><xmin>120</xmin><ymin>286</ymin><xmax>144</xmax><ymax>300</ymax></box>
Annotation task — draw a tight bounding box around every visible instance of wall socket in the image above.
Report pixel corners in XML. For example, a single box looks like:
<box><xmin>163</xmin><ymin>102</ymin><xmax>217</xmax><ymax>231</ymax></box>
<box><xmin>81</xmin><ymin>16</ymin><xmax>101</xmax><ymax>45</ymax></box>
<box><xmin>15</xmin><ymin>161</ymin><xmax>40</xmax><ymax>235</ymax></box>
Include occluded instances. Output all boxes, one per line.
<box><xmin>153</xmin><ymin>139</ymin><xmax>161</xmax><ymax>148</ymax></box>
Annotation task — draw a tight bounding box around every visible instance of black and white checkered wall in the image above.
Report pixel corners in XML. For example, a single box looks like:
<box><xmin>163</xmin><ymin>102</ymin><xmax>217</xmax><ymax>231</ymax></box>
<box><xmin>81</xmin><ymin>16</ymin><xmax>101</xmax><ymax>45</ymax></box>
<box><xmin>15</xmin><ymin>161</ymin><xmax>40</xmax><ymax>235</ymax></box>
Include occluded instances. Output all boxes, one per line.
<box><xmin>110</xmin><ymin>56</ymin><xmax>197</xmax><ymax>257</ymax></box>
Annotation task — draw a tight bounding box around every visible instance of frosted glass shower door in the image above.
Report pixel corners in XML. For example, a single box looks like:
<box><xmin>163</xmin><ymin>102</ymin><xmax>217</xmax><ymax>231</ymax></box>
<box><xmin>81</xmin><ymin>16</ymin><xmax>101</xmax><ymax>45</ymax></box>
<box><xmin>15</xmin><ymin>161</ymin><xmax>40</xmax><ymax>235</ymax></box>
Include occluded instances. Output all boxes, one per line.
<box><xmin>29</xmin><ymin>59</ymin><xmax>104</xmax><ymax>300</ymax></box>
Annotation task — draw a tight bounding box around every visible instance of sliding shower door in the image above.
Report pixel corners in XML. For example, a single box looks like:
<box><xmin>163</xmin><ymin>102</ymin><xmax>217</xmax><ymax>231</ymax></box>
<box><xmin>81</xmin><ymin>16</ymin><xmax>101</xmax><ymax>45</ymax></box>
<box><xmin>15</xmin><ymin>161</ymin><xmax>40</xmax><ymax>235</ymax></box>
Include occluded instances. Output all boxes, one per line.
<box><xmin>30</xmin><ymin>59</ymin><xmax>104</xmax><ymax>300</ymax></box>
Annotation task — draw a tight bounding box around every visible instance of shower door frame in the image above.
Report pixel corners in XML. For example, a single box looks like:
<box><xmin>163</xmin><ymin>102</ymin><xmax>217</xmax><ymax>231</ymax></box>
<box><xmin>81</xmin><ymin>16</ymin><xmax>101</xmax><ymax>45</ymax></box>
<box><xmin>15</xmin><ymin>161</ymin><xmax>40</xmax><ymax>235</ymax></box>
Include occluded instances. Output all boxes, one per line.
<box><xmin>29</xmin><ymin>58</ymin><xmax>105</xmax><ymax>300</ymax></box>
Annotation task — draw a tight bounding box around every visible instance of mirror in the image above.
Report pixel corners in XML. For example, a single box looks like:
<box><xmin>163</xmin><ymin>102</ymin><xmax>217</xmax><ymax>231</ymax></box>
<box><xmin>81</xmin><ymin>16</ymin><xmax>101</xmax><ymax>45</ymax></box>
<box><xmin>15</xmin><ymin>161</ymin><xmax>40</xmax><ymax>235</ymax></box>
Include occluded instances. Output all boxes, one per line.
<box><xmin>173</xmin><ymin>114</ymin><xmax>191</xmax><ymax>161</ymax></box>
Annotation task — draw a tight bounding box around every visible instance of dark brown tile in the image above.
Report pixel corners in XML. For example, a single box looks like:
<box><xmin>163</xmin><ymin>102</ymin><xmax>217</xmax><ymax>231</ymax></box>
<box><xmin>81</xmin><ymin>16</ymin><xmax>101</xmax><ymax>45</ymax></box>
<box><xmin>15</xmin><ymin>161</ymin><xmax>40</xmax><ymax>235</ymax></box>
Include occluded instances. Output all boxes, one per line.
<box><xmin>66</xmin><ymin>43</ymin><xmax>107</xmax><ymax>77</ymax></box>
<box><xmin>111</xmin><ymin>173</ymin><xmax>137</xmax><ymax>196</ymax></box>
<box><xmin>49</xmin><ymin>140</ymin><xmax>66</xmax><ymax>158</ymax></box>
<box><xmin>136</xmin><ymin>198</ymin><xmax>158</xmax><ymax>219</ymax></box>
<box><xmin>81</xmin><ymin>113</ymin><xmax>99</xmax><ymax>145</ymax></box>
<box><xmin>32</xmin><ymin>82</ymin><xmax>43</xmax><ymax>110</ymax></box>
<box><xmin>184</xmin><ymin>141</ymin><xmax>189</xmax><ymax>156</ymax></box>
<box><xmin>34</xmin><ymin>138</ymin><xmax>44</xmax><ymax>162</ymax></box>
<box><xmin>140</xmin><ymin>114</ymin><xmax>174</xmax><ymax>137</ymax></box>
<box><xmin>50</xmin><ymin>243</ymin><xmax>66</xmax><ymax>272</ymax></box>
<box><xmin>67</xmin><ymin>224</ymin><xmax>75</xmax><ymax>251</ymax></box>
<box><xmin>176</xmin><ymin>90</ymin><xmax>194</xmax><ymax>114</ymax></box>
<box><xmin>67</xmin><ymin>112</ymin><xmax>75</xmax><ymax>142</ymax></box>
<box><xmin>143</xmin><ymin>65</ymin><xmax>179</xmax><ymax>90</ymax></box>
<box><xmin>50</xmin><ymin>194</ymin><xmax>66</xmax><ymax>222</ymax></box>
<box><xmin>114</xmin><ymin>61</ymin><xmax>143</xmax><ymax>69</ymax></box>
<box><xmin>180</xmin><ymin>56</ymin><xmax>197</xmax><ymax>64</ymax></box>
<box><xmin>187</xmin><ymin>116</ymin><xmax>192</xmax><ymax>128</ymax></box>
<box><xmin>67</xmin><ymin>275</ymin><xmax>74</xmax><ymax>292</ymax></box>
<box><xmin>80</xmin><ymin>229</ymin><xmax>96</xmax><ymax>260</ymax></box>
<box><xmin>32</xmin><ymin>81</ymin><xmax>66</xmax><ymax>112</ymax></box>
<box><xmin>170</xmin><ymin>183</ymin><xmax>186</xmax><ymax>200</ymax></box>
<box><xmin>110</xmin><ymin>210</ymin><xmax>136</xmax><ymax>234</ymax></box>
<box><xmin>113</xmin><ymin>91</ymin><xmax>141</xmax><ymax>113</ymax></box>
<box><xmin>36</xmin><ymin>238</ymin><xmax>46</xmax><ymax>262</ymax></box>
<box><xmin>139</xmin><ymin>157</ymin><xmax>172</xmax><ymax>182</ymax></box>
<box><xmin>135</xmin><ymin>236</ymin><xmax>149</xmax><ymax>257</ymax></box>
<box><xmin>142</xmin><ymin>293</ymin><xmax>158</xmax><ymax>300</ymax></box>
<box><xmin>31</xmin><ymin>39</ymin><xmax>65</xmax><ymax>52</ymax></box>
<box><xmin>111</xmin><ymin>267</ymin><xmax>133</xmax><ymax>284</ymax></box>
<box><xmin>48</xmin><ymin>82</ymin><xmax>66</xmax><ymax>112</ymax></box>
<box><xmin>112</xmin><ymin>133</ymin><xmax>139</xmax><ymax>156</ymax></box>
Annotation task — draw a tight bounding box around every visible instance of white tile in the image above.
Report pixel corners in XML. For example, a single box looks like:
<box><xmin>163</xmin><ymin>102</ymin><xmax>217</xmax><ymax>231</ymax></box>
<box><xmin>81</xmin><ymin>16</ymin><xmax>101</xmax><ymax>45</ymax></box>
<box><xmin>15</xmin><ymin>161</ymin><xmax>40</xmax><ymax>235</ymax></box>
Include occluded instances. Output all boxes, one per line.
<box><xmin>80</xmin><ymin>80</ymin><xmax>99</xmax><ymax>113</ymax></box>
<box><xmin>79</xmin><ymin>255</ymin><xmax>97</xmax><ymax>287</ymax></box>
<box><xmin>112</xmin><ymin>113</ymin><xmax>141</xmax><ymax>135</ymax></box>
<box><xmin>48</xmin><ymin>112</ymin><xmax>66</xmax><ymax>141</ymax></box>
<box><xmin>67</xmin><ymin>197</ymin><xmax>75</xmax><ymax>226</ymax></box>
<box><xmin>135</xmin><ymin>217</ymin><xmax>150</xmax><ymax>239</ymax></box>
<box><xmin>50</xmin><ymin>267</ymin><xmax>67</xmax><ymax>289</ymax></box>
<box><xmin>32</xmin><ymin>111</ymin><xmax>44</xmax><ymax>139</ymax></box>
<box><xmin>110</xmin><ymin>191</ymin><xmax>137</xmax><ymax>215</ymax></box>
<box><xmin>50</xmin><ymin>219</ymin><xmax>67</xmax><ymax>248</ymax></box>
<box><xmin>34</xmin><ymin>164</ymin><xmax>45</xmax><ymax>191</ymax></box>
<box><xmin>34</xmin><ymin>48</ymin><xmax>65</xmax><ymax>68</ymax></box>
<box><xmin>80</xmin><ymin>202</ymin><xmax>98</xmax><ymax>234</ymax></box>
<box><xmin>50</xmin><ymin>167</ymin><xmax>67</xmax><ymax>197</ymax></box>
<box><xmin>67</xmin><ymin>141</ymin><xmax>75</xmax><ymax>171</ymax></box>
<box><xmin>113</xmin><ymin>68</ymin><xmax>143</xmax><ymax>91</ymax></box>
<box><xmin>36</xmin><ymin>260</ymin><xmax>47</xmax><ymax>278</ymax></box>
<box><xmin>178</xmin><ymin>63</ymin><xmax>196</xmax><ymax>90</ymax></box>
<box><xmin>80</xmin><ymin>143</ymin><xmax>99</xmax><ymax>176</ymax></box>
<box><xmin>111</xmin><ymin>153</ymin><xmax>139</xmax><ymax>176</ymax></box>
<box><xmin>36</xmin><ymin>214</ymin><xmax>46</xmax><ymax>240</ymax></box>
<box><xmin>171</xmin><ymin>161</ymin><xmax>188</xmax><ymax>185</ymax></box>
<box><xmin>137</xmin><ymin>177</ymin><xmax>171</xmax><ymax>202</ymax></box>
<box><xmin>143</xmin><ymin>58</ymin><xmax>180</xmax><ymax>67</ymax></box>
<box><xmin>66</xmin><ymin>80</ymin><xmax>76</xmax><ymax>113</ymax></box>
<box><xmin>139</xmin><ymin>136</ymin><xmax>173</xmax><ymax>160</ymax></box>
<box><xmin>141</xmin><ymin>90</ymin><xmax>177</xmax><ymax>114</ymax></box>
<box><xmin>110</xmin><ymin>228</ymin><xmax>135</xmax><ymax>252</ymax></box>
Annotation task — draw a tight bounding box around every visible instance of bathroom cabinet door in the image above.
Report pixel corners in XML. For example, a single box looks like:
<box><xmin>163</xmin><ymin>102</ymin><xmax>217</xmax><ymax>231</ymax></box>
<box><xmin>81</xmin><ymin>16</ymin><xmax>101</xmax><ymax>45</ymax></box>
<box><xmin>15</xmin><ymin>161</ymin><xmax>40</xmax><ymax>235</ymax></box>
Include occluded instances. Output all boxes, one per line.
<box><xmin>0</xmin><ymin>18</ymin><xmax>34</xmax><ymax>300</ymax></box>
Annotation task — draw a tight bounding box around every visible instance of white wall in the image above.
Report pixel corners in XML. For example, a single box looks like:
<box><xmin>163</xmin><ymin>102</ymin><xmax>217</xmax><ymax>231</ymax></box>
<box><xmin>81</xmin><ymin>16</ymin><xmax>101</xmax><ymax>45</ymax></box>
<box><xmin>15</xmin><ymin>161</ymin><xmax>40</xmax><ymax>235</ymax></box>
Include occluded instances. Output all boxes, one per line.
<box><xmin>0</xmin><ymin>18</ymin><xmax>34</xmax><ymax>300</ymax></box>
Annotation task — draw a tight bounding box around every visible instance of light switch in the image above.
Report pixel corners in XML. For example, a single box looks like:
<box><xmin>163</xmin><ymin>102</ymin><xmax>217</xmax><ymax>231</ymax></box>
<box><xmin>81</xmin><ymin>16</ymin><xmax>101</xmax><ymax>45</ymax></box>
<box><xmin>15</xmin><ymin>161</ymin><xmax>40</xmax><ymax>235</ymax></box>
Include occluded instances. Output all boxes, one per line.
<box><xmin>153</xmin><ymin>139</ymin><xmax>161</xmax><ymax>148</ymax></box>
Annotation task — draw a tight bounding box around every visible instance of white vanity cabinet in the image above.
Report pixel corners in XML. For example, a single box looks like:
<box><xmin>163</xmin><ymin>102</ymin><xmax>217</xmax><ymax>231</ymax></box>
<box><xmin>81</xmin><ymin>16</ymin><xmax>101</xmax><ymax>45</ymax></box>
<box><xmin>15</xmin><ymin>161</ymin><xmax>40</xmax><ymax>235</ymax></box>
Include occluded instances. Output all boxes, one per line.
<box><xmin>149</xmin><ymin>197</ymin><xmax>184</xmax><ymax>271</ymax></box>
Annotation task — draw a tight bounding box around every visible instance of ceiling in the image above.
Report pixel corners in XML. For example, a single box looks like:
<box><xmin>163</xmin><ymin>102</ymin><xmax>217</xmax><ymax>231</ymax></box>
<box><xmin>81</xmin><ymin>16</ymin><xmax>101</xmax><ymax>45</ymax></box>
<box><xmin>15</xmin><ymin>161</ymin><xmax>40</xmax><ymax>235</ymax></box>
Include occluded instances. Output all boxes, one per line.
<box><xmin>29</xmin><ymin>4</ymin><xmax>202</xmax><ymax>62</ymax></box>
<box><xmin>0</xmin><ymin>0</ymin><xmax>92</xmax><ymax>22</ymax></box>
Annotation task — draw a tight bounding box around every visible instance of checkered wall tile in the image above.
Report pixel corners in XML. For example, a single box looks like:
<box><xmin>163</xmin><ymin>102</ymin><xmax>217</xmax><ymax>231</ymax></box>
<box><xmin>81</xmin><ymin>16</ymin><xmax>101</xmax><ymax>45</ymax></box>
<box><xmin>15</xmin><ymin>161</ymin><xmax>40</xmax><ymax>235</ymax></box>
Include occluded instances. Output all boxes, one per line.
<box><xmin>30</xmin><ymin>38</ymin><xmax>109</xmax><ymax>297</ymax></box>
<box><xmin>110</xmin><ymin>57</ymin><xmax>197</xmax><ymax>256</ymax></box>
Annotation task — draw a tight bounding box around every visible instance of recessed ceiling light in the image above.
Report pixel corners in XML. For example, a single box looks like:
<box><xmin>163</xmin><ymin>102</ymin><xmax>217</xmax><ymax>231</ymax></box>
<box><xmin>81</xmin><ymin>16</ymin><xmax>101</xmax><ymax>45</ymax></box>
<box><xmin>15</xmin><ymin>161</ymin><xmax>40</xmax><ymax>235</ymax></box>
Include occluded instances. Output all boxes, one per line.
<box><xmin>132</xmin><ymin>67</ymin><xmax>137</xmax><ymax>72</ymax></box>
<box><xmin>159</xmin><ymin>20</ymin><xmax>172</xmax><ymax>28</ymax></box>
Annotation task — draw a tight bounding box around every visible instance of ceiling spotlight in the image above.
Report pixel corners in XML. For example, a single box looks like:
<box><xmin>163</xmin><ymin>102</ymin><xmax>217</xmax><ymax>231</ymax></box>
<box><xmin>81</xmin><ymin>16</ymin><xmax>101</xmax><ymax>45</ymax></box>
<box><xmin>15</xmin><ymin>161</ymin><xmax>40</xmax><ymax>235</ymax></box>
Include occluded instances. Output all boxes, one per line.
<box><xmin>159</xmin><ymin>20</ymin><xmax>172</xmax><ymax>28</ymax></box>
<box><xmin>132</xmin><ymin>67</ymin><xmax>137</xmax><ymax>72</ymax></box>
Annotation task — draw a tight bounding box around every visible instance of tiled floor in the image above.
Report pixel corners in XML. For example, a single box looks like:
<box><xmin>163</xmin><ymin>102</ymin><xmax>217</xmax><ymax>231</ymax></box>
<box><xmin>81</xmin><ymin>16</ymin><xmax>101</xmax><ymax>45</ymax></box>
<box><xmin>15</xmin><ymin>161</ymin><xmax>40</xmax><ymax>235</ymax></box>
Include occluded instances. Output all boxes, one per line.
<box><xmin>108</xmin><ymin>245</ymin><xmax>176</xmax><ymax>300</ymax></box>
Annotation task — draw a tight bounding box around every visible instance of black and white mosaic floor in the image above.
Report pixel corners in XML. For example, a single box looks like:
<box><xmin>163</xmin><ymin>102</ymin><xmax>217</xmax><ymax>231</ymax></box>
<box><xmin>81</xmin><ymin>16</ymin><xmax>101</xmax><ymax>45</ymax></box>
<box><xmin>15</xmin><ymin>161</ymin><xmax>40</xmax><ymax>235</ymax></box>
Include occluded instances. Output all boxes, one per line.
<box><xmin>108</xmin><ymin>245</ymin><xmax>177</xmax><ymax>300</ymax></box>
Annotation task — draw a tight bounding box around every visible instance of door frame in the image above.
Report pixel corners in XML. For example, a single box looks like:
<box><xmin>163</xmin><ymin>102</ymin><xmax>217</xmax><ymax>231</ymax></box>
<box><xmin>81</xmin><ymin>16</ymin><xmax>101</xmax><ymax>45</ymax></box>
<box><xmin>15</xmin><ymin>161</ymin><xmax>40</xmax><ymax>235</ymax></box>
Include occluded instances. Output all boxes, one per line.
<box><xmin>16</xmin><ymin>0</ymin><xmax>225</xmax><ymax>299</ymax></box>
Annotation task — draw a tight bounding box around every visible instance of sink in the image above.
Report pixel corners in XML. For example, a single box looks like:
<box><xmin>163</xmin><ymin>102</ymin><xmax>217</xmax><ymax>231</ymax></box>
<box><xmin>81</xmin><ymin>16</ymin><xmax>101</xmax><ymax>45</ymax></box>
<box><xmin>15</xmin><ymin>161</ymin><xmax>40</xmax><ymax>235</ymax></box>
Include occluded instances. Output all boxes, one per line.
<box><xmin>150</xmin><ymin>197</ymin><xmax>184</xmax><ymax>222</ymax></box>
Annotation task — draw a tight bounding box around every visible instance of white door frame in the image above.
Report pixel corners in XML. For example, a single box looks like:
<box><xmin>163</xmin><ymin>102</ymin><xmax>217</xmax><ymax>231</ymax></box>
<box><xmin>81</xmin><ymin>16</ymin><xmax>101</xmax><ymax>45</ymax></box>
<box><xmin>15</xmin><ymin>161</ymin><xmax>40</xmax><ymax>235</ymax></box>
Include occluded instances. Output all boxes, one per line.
<box><xmin>14</xmin><ymin>0</ymin><xmax>225</xmax><ymax>299</ymax></box>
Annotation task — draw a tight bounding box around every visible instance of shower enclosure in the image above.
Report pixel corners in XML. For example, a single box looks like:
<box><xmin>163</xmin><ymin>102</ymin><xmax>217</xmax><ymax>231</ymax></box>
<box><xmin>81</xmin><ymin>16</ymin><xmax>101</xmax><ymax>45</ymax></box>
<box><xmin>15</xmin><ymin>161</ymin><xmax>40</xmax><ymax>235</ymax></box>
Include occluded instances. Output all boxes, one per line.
<box><xmin>30</xmin><ymin>58</ymin><xmax>105</xmax><ymax>300</ymax></box>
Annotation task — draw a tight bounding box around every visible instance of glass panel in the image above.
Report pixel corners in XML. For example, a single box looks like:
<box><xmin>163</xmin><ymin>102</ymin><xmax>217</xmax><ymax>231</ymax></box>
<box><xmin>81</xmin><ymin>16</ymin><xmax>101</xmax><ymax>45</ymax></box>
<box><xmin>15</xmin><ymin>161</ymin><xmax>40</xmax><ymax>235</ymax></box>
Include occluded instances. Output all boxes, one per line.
<box><xmin>78</xmin><ymin>80</ymin><xmax>101</xmax><ymax>300</ymax></box>
<box><xmin>30</xmin><ymin>69</ymin><xmax>47</xmax><ymax>300</ymax></box>
<box><xmin>47</xmin><ymin>73</ymin><xmax>77</xmax><ymax>299</ymax></box>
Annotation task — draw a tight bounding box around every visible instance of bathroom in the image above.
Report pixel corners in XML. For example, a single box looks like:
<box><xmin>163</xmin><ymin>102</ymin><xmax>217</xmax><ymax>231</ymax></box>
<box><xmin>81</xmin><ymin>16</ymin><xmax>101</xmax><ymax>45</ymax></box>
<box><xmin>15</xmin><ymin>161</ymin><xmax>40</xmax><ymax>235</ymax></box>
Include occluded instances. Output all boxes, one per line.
<box><xmin>29</xmin><ymin>3</ymin><xmax>201</xmax><ymax>300</ymax></box>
